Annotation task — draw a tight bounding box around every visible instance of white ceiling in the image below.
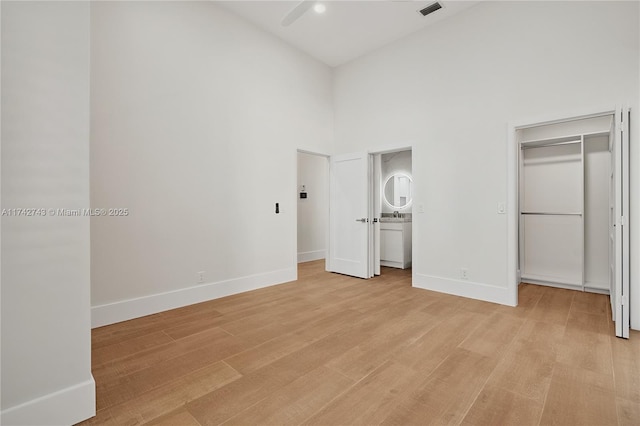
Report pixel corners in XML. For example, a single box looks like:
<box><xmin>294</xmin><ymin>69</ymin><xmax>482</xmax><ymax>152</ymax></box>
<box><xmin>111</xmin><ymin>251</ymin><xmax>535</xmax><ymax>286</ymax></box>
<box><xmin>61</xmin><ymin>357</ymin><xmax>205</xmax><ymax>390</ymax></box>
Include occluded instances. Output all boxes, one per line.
<box><xmin>217</xmin><ymin>0</ymin><xmax>481</xmax><ymax>67</ymax></box>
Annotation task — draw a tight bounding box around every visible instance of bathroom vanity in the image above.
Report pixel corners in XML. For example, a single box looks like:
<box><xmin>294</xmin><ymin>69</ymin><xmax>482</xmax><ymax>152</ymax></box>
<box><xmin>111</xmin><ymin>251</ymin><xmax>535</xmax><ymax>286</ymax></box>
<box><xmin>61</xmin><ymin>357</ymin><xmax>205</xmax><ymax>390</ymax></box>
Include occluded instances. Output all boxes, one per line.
<box><xmin>379</xmin><ymin>217</ymin><xmax>412</xmax><ymax>269</ymax></box>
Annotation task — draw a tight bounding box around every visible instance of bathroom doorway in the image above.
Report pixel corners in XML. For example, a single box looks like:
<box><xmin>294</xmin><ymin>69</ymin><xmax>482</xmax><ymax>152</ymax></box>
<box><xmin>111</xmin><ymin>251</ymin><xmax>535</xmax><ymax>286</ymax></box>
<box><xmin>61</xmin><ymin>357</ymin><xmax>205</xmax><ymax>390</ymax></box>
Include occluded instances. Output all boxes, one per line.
<box><xmin>372</xmin><ymin>149</ymin><xmax>413</xmax><ymax>277</ymax></box>
<box><xmin>320</xmin><ymin>146</ymin><xmax>413</xmax><ymax>282</ymax></box>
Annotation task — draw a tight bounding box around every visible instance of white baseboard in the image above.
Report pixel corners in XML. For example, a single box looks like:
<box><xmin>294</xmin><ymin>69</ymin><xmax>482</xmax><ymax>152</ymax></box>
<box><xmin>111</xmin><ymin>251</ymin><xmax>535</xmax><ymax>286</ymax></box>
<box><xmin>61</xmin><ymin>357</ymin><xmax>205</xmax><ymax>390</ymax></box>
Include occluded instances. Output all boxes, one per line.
<box><xmin>1</xmin><ymin>377</ymin><xmax>95</xmax><ymax>426</ymax></box>
<box><xmin>297</xmin><ymin>250</ymin><xmax>325</xmax><ymax>263</ymax></box>
<box><xmin>91</xmin><ymin>267</ymin><xmax>296</xmax><ymax>328</ymax></box>
<box><xmin>413</xmin><ymin>273</ymin><xmax>516</xmax><ymax>307</ymax></box>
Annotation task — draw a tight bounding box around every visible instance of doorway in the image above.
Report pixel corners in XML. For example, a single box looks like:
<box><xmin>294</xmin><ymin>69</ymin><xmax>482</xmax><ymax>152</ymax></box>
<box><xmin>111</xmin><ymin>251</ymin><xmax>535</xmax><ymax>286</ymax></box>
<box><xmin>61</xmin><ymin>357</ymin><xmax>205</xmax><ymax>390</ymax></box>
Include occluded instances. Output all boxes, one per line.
<box><xmin>512</xmin><ymin>108</ymin><xmax>630</xmax><ymax>338</ymax></box>
<box><xmin>373</xmin><ymin>150</ymin><xmax>413</xmax><ymax>276</ymax></box>
<box><xmin>324</xmin><ymin>147</ymin><xmax>413</xmax><ymax>280</ymax></box>
<box><xmin>296</xmin><ymin>151</ymin><xmax>329</xmax><ymax>265</ymax></box>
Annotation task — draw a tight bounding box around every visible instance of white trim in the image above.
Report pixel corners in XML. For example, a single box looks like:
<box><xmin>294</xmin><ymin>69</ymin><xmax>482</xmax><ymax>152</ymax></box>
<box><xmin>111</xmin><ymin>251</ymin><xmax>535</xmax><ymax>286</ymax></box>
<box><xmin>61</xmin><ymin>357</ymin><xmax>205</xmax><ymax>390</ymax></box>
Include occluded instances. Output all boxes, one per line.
<box><xmin>507</xmin><ymin>105</ymin><xmax>621</xmax><ymax>311</ymax></box>
<box><xmin>367</xmin><ymin>142</ymin><xmax>414</xmax><ymax>156</ymax></box>
<box><xmin>91</xmin><ymin>268</ymin><xmax>296</xmax><ymax>328</ymax></box>
<box><xmin>509</xmin><ymin>106</ymin><xmax>616</xmax><ymax>130</ymax></box>
<box><xmin>297</xmin><ymin>250</ymin><xmax>326</xmax><ymax>263</ymax></box>
<box><xmin>413</xmin><ymin>273</ymin><xmax>515</xmax><ymax>307</ymax></box>
<box><xmin>296</xmin><ymin>148</ymin><xmax>330</xmax><ymax>158</ymax></box>
<box><xmin>0</xmin><ymin>377</ymin><xmax>96</xmax><ymax>426</ymax></box>
<box><xmin>506</xmin><ymin>121</ymin><xmax>519</xmax><ymax>307</ymax></box>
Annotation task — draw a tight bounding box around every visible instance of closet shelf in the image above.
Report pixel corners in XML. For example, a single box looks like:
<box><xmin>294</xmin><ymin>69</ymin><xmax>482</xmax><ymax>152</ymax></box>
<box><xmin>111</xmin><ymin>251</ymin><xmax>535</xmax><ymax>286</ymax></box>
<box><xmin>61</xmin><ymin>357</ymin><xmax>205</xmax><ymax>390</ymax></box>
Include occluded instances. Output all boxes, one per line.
<box><xmin>521</xmin><ymin>212</ymin><xmax>582</xmax><ymax>216</ymax></box>
<box><xmin>520</xmin><ymin>130</ymin><xmax>610</xmax><ymax>149</ymax></box>
<box><xmin>520</xmin><ymin>139</ymin><xmax>581</xmax><ymax>150</ymax></box>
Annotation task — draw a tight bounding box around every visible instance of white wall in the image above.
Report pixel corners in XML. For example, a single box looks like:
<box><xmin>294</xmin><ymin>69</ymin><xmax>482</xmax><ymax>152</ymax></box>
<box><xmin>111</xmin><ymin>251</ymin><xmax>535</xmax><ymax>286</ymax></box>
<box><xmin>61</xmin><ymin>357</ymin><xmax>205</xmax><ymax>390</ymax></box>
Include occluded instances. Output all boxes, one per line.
<box><xmin>90</xmin><ymin>2</ymin><xmax>333</xmax><ymax>326</ymax></box>
<box><xmin>297</xmin><ymin>152</ymin><xmax>328</xmax><ymax>263</ymax></box>
<box><xmin>1</xmin><ymin>2</ymin><xmax>95</xmax><ymax>424</ymax></box>
<box><xmin>332</xmin><ymin>0</ymin><xmax>640</xmax><ymax>328</ymax></box>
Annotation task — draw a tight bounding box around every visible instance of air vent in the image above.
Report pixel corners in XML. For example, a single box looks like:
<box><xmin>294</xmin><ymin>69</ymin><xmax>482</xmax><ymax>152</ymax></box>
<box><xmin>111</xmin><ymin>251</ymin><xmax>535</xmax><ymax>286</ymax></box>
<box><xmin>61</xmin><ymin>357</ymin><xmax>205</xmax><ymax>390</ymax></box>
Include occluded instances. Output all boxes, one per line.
<box><xmin>419</xmin><ymin>2</ymin><xmax>442</xmax><ymax>17</ymax></box>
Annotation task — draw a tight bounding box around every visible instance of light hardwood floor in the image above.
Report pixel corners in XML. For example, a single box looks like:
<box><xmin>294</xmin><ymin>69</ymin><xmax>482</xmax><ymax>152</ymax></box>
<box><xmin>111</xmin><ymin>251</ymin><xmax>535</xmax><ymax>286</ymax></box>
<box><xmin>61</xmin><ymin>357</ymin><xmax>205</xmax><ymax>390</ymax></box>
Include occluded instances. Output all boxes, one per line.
<box><xmin>80</xmin><ymin>260</ymin><xmax>639</xmax><ymax>426</ymax></box>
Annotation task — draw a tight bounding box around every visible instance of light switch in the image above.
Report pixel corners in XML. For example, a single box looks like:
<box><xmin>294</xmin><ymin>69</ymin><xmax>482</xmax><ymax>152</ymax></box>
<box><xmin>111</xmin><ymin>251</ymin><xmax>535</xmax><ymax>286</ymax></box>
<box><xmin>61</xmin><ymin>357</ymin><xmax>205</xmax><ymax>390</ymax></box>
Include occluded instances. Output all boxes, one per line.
<box><xmin>497</xmin><ymin>202</ymin><xmax>506</xmax><ymax>214</ymax></box>
<box><xmin>417</xmin><ymin>204</ymin><xmax>425</xmax><ymax>213</ymax></box>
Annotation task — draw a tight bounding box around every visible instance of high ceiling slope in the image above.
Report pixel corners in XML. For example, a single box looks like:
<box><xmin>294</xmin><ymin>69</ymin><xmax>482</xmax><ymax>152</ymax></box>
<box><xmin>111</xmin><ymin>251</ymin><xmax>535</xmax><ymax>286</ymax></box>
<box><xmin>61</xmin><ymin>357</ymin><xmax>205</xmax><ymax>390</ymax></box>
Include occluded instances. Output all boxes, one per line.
<box><xmin>218</xmin><ymin>1</ymin><xmax>481</xmax><ymax>67</ymax></box>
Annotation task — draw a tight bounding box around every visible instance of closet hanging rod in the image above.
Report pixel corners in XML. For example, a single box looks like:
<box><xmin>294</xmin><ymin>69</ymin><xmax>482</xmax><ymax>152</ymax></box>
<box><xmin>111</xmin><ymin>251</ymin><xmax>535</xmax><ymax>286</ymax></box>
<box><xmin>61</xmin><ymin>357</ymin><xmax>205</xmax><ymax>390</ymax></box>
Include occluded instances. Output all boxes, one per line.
<box><xmin>520</xmin><ymin>139</ymin><xmax>581</xmax><ymax>150</ymax></box>
<box><xmin>521</xmin><ymin>212</ymin><xmax>582</xmax><ymax>216</ymax></box>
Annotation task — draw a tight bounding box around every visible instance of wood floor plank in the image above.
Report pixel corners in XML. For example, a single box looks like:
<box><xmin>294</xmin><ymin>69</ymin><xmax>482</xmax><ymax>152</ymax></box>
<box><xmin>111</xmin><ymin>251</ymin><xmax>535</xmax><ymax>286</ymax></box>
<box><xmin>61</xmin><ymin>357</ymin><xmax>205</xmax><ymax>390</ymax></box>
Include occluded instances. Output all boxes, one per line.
<box><xmin>539</xmin><ymin>363</ymin><xmax>617</xmax><ymax>426</ymax></box>
<box><xmin>92</xmin><ymin>331</ymin><xmax>175</xmax><ymax>367</ymax></box>
<box><xmin>222</xmin><ymin>366</ymin><xmax>353</xmax><ymax>426</ymax></box>
<box><xmin>147</xmin><ymin>410</ymin><xmax>202</xmax><ymax>426</ymax></box>
<box><xmin>571</xmin><ymin>291</ymin><xmax>609</xmax><ymax>317</ymax></box>
<box><xmin>456</xmin><ymin>297</ymin><xmax>500</xmax><ymax>316</ymax></box>
<box><xmin>484</xmin><ymin>320</ymin><xmax>564</xmax><ymax>402</ymax></box>
<box><xmin>223</xmin><ymin>308</ymin><xmax>364</xmax><ymax>375</ymax></box>
<box><xmin>509</xmin><ymin>319</ymin><xmax>566</xmax><ymax>355</ymax></box>
<box><xmin>326</xmin><ymin>308</ymin><xmax>438</xmax><ymax>381</ymax></box>
<box><xmin>458</xmin><ymin>312</ymin><xmax>524</xmax><ymax>358</ymax></box>
<box><xmin>381</xmin><ymin>349</ymin><xmax>497</xmax><ymax>426</ymax></box>
<box><xmin>616</xmin><ymin>397</ymin><xmax>640</xmax><ymax>426</ymax></box>
<box><xmin>485</xmin><ymin>348</ymin><xmax>555</xmax><ymax>403</ymax></box>
<box><xmin>556</xmin><ymin>328</ymin><xmax>613</xmax><ymax>376</ymax></box>
<box><xmin>565</xmin><ymin>309</ymin><xmax>610</xmax><ymax>336</ymax></box>
<box><xmin>304</xmin><ymin>362</ymin><xmax>420</xmax><ymax>426</ymax></box>
<box><xmin>188</xmin><ymin>304</ymin><xmax>399</xmax><ymax>425</ymax></box>
<box><xmin>611</xmin><ymin>332</ymin><xmax>640</xmax><ymax>403</ymax></box>
<box><xmin>394</xmin><ymin>309</ymin><xmax>484</xmax><ymax>374</ymax></box>
<box><xmin>528</xmin><ymin>286</ymin><xmax>574</xmax><ymax>325</ymax></box>
<box><xmin>461</xmin><ymin>386</ymin><xmax>543</xmax><ymax>426</ymax></box>
<box><xmin>91</xmin><ymin>306</ymin><xmax>224</xmax><ymax>349</ymax></box>
<box><xmin>94</xmin><ymin>327</ymin><xmax>245</xmax><ymax>389</ymax></box>
<box><xmin>184</xmin><ymin>364</ymin><xmax>298</xmax><ymax>426</ymax></box>
<box><xmin>99</xmin><ymin>361</ymin><xmax>240</xmax><ymax>425</ymax></box>
<box><xmin>494</xmin><ymin>283</ymin><xmax>545</xmax><ymax>318</ymax></box>
<box><xmin>97</xmin><ymin>329</ymin><xmax>248</xmax><ymax>409</ymax></box>
<box><xmin>81</xmin><ymin>262</ymin><xmax>635</xmax><ymax>426</ymax></box>
<box><xmin>220</xmin><ymin>296</ymin><xmax>367</xmax><ymax>347</ymax></box>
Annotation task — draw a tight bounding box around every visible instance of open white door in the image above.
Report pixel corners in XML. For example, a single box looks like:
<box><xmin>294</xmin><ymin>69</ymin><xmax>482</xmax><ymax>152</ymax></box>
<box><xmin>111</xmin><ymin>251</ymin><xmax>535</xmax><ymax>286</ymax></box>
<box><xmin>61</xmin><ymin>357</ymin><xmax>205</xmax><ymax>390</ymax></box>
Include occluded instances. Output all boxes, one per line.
<box><xmin>612</xmin><ymin>107</ymin><xmax>630</xmax><ymax>338</ymax></box>
<box><xmin>327</xmin><ymin>152</ymin><xmax>370</xmax><ymax>279</ymax></box>
<box><xmin>373</xmin><ymin>154</ymin><xmax>382</xmax><ymax>276</ymax></box>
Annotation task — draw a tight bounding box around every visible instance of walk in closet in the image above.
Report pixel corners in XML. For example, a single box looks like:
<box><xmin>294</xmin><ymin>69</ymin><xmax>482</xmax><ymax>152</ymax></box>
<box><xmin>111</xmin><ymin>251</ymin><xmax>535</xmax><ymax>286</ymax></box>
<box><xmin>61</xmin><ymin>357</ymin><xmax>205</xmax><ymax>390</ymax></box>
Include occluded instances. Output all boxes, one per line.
<box><xmin>518</xmin><ymin>115</ymin><xmax>614</xmax><ymax>294</ymax></box>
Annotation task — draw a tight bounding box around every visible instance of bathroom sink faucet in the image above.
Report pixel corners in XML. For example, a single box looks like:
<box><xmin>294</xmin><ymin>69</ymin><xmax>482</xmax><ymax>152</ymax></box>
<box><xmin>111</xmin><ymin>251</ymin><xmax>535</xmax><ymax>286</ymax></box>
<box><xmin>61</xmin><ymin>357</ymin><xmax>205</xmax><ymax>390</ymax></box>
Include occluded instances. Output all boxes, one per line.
<box><xmin>393</xmin><ymin>211</ymin><xmax>399</xmax><ymax>218</ymax></box>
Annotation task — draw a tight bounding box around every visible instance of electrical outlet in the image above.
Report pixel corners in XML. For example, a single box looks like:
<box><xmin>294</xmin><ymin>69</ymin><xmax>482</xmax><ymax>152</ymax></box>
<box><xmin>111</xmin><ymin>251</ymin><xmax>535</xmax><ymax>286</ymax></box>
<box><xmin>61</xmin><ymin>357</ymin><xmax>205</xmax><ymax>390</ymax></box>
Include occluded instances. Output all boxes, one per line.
<box><xmin>197</xmin><ymin>271</ymin><xmax>205</xmax><ymax>283</ymax></box>
<box><xmin>460</xmin><ymin>268</ymin><xmax>468</xmax><ymax>280</ymax></box>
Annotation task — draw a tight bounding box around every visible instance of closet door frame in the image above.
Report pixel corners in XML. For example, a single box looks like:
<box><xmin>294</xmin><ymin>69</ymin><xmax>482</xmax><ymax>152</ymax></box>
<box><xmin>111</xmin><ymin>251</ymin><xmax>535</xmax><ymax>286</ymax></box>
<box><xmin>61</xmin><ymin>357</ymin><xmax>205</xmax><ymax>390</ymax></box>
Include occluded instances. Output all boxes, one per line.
<box><xmin>507</xmin><ymin>105</ymin><xmax>630</xmax><ymax>338</ymax></box>
<box><xmin>613</xmin><ymin>107</ymin><xmax>630</xmax><ymax>338</ymax></box>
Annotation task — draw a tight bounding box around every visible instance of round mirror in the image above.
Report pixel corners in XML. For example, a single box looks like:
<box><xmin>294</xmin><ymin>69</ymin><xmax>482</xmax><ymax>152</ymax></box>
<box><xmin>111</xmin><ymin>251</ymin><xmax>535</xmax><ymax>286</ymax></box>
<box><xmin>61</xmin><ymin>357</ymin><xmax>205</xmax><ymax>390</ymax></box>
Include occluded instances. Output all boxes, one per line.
<box><xmin>383</xmin><ymin>173</ymin><xmax>413</xmax><ymax>209</ymax></box>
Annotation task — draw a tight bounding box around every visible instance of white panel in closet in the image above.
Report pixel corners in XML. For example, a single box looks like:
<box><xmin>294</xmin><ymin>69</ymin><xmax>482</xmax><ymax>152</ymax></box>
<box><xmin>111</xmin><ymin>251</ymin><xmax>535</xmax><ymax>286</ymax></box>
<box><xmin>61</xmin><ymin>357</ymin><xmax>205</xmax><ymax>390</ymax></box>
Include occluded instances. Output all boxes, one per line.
<box><xmin>584</xmin><ymin>135</ymin><xmax>610</xmax><ymax>290</ymax></box>
<box><xmin>522</xmin><ymin>143</ymin><xmax>582</xmax><ymax>213</ymax></box>
<box><xmin>522</xmin><ymin>215</ymin><xmax>582</xmax><ymax>284</ymax></box>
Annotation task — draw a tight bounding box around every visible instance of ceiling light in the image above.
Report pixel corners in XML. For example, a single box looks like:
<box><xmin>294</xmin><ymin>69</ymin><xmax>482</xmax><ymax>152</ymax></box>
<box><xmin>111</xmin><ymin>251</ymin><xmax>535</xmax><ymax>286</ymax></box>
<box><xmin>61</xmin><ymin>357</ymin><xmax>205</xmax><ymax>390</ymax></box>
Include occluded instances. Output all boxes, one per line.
<box><xmin>313</xmin><ymin>3</ymin><xmax>326</xmax><ymax>14</ymax></box>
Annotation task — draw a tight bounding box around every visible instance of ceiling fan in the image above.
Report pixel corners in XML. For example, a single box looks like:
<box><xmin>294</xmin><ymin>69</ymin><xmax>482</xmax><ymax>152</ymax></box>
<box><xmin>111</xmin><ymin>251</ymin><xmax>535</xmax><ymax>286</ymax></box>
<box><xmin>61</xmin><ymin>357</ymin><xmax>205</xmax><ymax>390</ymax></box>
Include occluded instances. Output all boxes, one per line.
<box><xmin>281</xmin><ymin>0</ymin><xmax>319</xmax><ymax>27</ymax></box>
<box><xmin>280</xmin><ymin>0</ymin><xmax>439</xmax><ymax>27</ymax></box>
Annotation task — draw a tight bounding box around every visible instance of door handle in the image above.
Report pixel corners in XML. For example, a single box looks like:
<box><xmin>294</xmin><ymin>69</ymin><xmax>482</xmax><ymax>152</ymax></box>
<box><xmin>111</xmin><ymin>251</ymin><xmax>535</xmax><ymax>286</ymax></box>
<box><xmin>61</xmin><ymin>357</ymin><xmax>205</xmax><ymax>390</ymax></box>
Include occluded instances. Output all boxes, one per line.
<box><xmin>355</xmin><ymin>218</ymin><xmax>368</xmax><ymax>223</ymax></box>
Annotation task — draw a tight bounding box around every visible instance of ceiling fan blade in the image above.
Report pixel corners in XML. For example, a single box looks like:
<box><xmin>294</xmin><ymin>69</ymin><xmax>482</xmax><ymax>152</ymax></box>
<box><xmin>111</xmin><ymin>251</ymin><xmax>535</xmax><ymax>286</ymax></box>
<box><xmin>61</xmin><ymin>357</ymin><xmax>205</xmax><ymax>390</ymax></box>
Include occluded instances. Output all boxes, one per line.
<box><xmin>281</xmin><ymin>0</ymin><xmax>315</xmax><ymax>27</ymax></box>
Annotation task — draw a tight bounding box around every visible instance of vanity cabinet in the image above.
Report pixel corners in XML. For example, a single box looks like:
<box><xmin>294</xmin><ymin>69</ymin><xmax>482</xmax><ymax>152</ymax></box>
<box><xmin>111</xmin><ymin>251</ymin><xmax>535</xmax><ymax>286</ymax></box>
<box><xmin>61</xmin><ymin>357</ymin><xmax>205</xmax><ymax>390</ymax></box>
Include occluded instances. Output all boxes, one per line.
<box><xmin>380</xmin><ymin>222</ymin><xmax>412</xmax><ymax>269</ymax></box>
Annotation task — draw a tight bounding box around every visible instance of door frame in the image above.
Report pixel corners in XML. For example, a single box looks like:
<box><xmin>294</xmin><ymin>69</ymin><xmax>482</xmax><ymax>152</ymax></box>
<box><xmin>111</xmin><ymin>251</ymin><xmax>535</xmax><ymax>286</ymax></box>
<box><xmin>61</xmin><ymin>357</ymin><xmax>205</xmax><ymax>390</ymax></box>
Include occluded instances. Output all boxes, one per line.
<box><xmin>369</xmin><ymin>145</ymin><xmax>414</xmax><ymax>279</ymax></box>
<box><xmin>305</xmin><ymin>142</ymin><xmax>414</xmax><ymax>281</ymax></box>
<box><xmin>295</xmin><ymin>149</ymin><xmax>330</xmax><ymax>275</ymax></box>
<box><xmin>507</xmin><ymin>105</ymin><xmax>629</xmax><ymax>334</ymax></box>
